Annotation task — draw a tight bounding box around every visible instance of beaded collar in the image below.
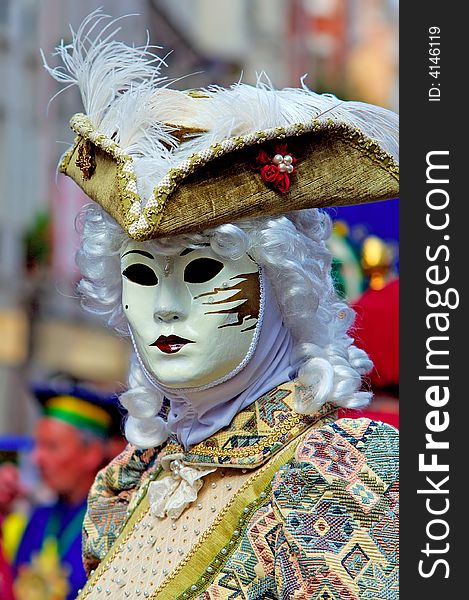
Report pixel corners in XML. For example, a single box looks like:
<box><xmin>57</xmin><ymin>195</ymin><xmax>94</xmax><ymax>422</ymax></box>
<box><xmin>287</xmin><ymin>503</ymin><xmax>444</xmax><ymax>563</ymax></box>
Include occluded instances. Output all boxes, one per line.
<box><xmin>159</xmin><ymin>380</ymin><xmax>337</xmax><ymax>469</ymax></box>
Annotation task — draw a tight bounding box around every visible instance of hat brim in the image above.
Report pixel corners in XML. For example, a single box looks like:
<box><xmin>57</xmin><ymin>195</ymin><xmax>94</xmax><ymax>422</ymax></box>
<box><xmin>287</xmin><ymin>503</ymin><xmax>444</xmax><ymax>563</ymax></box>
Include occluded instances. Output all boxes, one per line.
<box><xmin>61</xmin><ymin>114</ymin><xmax>398</xmax><ymax>241</ymax></box>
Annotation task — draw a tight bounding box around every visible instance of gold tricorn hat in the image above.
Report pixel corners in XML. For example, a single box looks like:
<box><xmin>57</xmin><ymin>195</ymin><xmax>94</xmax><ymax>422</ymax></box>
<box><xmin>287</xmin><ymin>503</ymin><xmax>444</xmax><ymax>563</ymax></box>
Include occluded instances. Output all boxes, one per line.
<box><xmin>46</xmin><ymin>13</ymin><xmax>399</xmax><ymax>242</ymax></box>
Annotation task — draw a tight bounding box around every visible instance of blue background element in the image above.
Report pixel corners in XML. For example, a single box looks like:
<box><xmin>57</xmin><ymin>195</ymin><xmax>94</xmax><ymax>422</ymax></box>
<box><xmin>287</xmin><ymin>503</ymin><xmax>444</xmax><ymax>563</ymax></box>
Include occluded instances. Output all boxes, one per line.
<box><xmin>325</xmin><ymin>198</ymin><xmax>399</xmax><ymax>242</ymax></box>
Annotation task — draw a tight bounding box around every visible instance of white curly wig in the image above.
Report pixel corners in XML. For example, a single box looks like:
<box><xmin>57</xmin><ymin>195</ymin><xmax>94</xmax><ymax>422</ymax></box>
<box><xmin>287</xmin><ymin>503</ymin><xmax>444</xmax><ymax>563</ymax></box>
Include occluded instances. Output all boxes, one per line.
<box><xmin>76</xmin><ymin>203</ymin><xmax>373</xmax><ymax>449</ymax></box>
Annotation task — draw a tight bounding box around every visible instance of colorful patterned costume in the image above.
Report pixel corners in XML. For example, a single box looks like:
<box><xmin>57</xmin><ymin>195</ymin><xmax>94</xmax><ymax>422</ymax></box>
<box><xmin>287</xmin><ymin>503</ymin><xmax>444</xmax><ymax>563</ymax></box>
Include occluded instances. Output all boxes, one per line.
<box><xmin>79</xmin><ymin>381</ymin><xmax>398</xmax><ymax>599</ymax></box>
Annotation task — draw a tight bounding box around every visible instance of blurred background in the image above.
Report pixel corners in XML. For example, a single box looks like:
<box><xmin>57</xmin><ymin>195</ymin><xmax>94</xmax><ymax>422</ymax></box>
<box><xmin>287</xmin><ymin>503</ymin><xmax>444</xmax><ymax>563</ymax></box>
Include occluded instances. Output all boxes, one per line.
<box><xmin>0</xmin><ymin>0</ymin><xmax>399</xmax><ymax>600</ymax></box>
<box><xmin>0</xmin><ymin>0</ymin><xmax>398</xmax><ymax>509</ymax></box>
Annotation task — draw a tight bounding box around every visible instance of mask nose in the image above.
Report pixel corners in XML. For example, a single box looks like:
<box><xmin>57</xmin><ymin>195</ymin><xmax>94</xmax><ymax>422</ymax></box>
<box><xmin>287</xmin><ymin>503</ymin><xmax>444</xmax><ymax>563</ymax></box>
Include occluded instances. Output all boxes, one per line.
<box><xmin>152</xmin><ymin>278</ymin><xmax>189</xmax><ymax>323</ymax></box>
<box><xmin>153</xmin><ymin>307</ymin><xmax>184</xmax><ymax>323</ymax></box>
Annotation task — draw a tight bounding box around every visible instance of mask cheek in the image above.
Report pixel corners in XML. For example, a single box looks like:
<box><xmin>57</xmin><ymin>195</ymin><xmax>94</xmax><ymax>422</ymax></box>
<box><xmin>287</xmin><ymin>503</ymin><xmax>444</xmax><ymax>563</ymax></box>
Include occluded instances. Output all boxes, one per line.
<box><xmin>121</xmin><ymin>282</ymin><xmax>152</xmax><ymax>340</ymax></box>
<box><xmin>122</xmin><ymin>284</ymin><xmax>135</xmax><ymax>320</ymax></box>
<box><xmin>122</xmin><ymin>284</ymin><xmax>130</xmax><ymax>313</ymax></box>
<box><xmin>200</xmin><ymin>329</ymin><xmax>245</xmax><ymax>380</ymax></box>
<box><xmin>221</xmin><ymin>318</ymin><xmax>254</xmax><ymax>354</ymax></box>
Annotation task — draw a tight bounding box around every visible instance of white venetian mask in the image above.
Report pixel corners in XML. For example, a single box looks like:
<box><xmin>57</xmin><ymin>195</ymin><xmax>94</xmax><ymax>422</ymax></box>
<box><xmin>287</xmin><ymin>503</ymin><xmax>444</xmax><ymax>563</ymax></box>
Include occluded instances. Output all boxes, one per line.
<box><xmin>121</xmin><ymin>242</ymin><xmax>261</xmax><ymax>389</ymax></box>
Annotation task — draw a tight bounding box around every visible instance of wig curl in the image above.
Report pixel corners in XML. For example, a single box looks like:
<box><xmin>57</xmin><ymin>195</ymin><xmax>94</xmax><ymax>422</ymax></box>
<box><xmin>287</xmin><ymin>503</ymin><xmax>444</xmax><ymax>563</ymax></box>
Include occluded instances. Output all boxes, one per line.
<box><xmin>76</xmin><ymin>204</ymin><xmax>372</xmax><ymax>449</ymax></box>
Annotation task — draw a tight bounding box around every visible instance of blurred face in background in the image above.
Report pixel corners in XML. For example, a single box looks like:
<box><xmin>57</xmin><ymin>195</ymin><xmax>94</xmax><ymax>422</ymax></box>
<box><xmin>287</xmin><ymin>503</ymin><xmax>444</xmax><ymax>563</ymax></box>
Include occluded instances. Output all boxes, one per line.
<box><xmin>34</xmin><ymin>417</ymin><xmax>105</xmax><ymax>503</ymax></box>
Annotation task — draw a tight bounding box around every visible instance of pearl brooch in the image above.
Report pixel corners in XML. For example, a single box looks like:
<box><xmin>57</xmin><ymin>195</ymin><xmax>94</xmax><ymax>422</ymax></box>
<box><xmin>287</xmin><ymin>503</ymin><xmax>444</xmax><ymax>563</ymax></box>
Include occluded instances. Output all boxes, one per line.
<box><xmin>257</xmin><ymin>144</ymin><xmax>297</xmax><ymax>192</ymax></box>
<box><xmin>272</xmin><ymin>153</ymin><xmax>283</xmax><ymax>164</ymax></box>
<box><xmin>273</xmin><ymin>153</ymin><xmax>294</xmax><ymax>172</ymax></box>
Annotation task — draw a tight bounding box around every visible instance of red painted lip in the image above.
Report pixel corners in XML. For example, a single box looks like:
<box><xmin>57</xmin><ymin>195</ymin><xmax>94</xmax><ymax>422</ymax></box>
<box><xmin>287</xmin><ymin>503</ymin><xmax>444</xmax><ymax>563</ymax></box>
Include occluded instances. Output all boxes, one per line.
<box><xmin>150</xmin><ymin>335</ymin><xmax>195</xmax><ymax>354</ymax></box>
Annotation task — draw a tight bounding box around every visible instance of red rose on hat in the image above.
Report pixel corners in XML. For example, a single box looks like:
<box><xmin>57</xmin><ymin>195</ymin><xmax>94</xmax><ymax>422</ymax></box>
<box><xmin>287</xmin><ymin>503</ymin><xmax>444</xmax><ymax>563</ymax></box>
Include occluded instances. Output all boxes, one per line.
<box><xmin>256</xmin><ymin>144</ymin><xmax>297</xmax><ymax>193</ymax></box>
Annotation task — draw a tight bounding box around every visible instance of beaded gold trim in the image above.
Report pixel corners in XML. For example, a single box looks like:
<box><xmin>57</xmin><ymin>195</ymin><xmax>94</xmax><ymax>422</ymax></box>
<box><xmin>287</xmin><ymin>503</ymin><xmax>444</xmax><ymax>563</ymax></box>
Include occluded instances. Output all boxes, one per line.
<box><xmin>184</xmin><ymin>404</ymin><xmax>336</xmax><ymax>462</ymax></box>
<box><xmin>197</xmin><ymin>413</ymin><xmax>303</xmax><ymax>457</ymax></box>
<box><xmin>63</xmin><ymin>113</ymin><xmax>399</xmax><ymax>240</ymax></box>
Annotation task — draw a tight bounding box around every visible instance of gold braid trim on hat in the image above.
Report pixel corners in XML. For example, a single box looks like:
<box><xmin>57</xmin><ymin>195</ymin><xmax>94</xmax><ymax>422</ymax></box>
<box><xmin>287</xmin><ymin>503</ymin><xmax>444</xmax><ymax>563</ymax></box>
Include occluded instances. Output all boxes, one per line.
<box><xmin>61</xmin><ymin>113</ymin><xmax>399</xmax><ymax>241</ymax></box>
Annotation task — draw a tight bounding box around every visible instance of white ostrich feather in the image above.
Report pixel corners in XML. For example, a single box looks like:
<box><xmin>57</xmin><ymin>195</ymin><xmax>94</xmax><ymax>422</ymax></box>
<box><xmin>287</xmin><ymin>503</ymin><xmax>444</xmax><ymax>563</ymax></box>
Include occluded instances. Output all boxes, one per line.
<box><xmin>42</xmin><ymin>10</ymin><xmax>165</xmax><ymax>123</ymax></box>
<box><xmin>44</xmin><ymin>9</ymin><xmax>399</xmax><ymax>205</ymax></box>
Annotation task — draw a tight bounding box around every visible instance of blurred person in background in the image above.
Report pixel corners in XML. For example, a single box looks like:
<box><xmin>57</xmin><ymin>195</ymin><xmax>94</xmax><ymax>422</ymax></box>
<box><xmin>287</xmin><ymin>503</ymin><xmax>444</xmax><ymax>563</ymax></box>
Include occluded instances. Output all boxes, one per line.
<box><xmin>9</xmin><ymin>382</ymin><xmax>125</xmax><ymax>600</ymax></box>
<box><xmin>0</xmin><ymin>540</ymin><xmax>15</xmax><ymax>600</ymax></box>
<box><xmin>0</xmin><ymin>461</ymin><xmax>22</xmax><ymax>600</ymax></box>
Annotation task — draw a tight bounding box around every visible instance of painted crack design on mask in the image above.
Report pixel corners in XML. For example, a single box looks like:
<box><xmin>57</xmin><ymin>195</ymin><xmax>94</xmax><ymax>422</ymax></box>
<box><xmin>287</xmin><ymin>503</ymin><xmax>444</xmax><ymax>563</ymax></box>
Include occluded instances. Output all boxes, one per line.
<box><xmin>194</xmin><ymin>272</ymin><xmax>260</xmax><ymax>331</ymax></box>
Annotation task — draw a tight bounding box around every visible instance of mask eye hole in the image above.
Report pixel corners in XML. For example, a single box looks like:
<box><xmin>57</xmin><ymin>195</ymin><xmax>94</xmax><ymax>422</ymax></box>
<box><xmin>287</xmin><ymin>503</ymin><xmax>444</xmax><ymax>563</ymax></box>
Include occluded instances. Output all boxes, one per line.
<box><xmin>122</xmin><ymin>264</ymin><xmax>159</xmax><ymax>286</ymax></box>
<box><xmin>184</xmin><ymin>258</ymin><xmax>224</xmax><ymax>283</ymax></box>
